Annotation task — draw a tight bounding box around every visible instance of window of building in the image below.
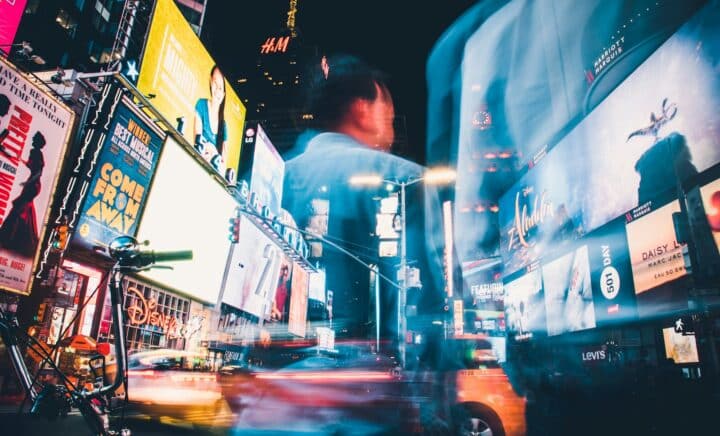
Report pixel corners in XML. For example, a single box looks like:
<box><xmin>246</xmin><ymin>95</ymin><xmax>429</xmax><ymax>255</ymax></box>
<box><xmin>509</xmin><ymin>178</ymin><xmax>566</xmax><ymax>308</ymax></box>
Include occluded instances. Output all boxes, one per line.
<box><xmin>55</xmin><ymin>9</ymin><xmax>78</xmax><ymax>37</ymax></box>
<box><xmin>25</xmin><ymin>0</ymin><xmax>41</xmax><ymax>14</ymax></box>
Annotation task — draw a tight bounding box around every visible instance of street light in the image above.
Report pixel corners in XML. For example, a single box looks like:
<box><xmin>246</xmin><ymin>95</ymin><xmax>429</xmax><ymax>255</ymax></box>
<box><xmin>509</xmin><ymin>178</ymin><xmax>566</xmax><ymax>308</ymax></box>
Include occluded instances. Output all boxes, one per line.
<box><xmin>350</xmin><ymin>166</ymin><xmax>456</xmax><ymax>367</ymax></box>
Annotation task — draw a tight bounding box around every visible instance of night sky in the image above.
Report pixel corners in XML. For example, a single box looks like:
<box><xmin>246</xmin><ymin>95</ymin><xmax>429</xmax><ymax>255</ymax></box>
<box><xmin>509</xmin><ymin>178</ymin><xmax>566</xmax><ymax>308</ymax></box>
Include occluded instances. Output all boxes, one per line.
<box><xmin>202</xmin><ymin>0</ymin><xmax>477</xmax><ymax>165</ymax></box>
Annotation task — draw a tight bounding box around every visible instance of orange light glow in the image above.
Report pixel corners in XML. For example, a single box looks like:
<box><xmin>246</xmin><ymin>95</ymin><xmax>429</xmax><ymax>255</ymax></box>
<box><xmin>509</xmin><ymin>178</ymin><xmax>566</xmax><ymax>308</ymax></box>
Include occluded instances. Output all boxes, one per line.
<box><xmin>255</xmin><ymin>371</ymin><xmax>393</xmax><ymax>381</ymax></box>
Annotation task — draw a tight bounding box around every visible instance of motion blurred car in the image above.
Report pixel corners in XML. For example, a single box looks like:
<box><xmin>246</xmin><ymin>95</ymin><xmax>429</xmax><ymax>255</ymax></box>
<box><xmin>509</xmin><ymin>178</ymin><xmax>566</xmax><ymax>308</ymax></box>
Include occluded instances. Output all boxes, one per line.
<box><xmin>405</xmin><ymin>334</ymin><xmax>526</xmax><ymax>436</ymax></box>
<box><xmin>125</xmin><ymin>348</ymin><xmax>229</xmax><ymax>428</ymax></box>
<box><xmin>222</xmin><ymin>341</ymin><xmax>415</xmax><ymax>434</ymax></box>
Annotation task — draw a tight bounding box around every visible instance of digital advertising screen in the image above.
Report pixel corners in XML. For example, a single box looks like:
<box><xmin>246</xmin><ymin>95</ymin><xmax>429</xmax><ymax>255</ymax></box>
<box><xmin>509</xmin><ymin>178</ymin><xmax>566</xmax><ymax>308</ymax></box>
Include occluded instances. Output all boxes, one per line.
<box><xmin>626</xmin><ymin>196</ymin><xmax>689</xmax><ymax>318</ymax></box>
<box><xmin>585</xmin><ymin>217</ymin><xmax>638</xmax><ymax>326</ymax></box>
<box><xmin>239</xmin><ymin>123</ymin><xmax>285</xmax><ymax>218</ymax></box>
<box><xmin>270</xmin><ymin>255</ymin><xmax>292</xmax><ymax>322</ymax></box>
<box><xmin>136</xmin><ymin>136</ymin><xmax>236</xmax><ymax>303</ymax></box>
<box><xmin>0</xmin><ymin>0</ymin><xmax>26</xmax><ymax>53</ymax></box>
<box><xmin>699</xmin><ymin>177</ymin><xmax>720</xmax><ymax>253</ymax></box>
<box><xmin>222</xmin><ymin>217</ymin><xmax>282</xmax><ymax>319</ymax></box>
<box><xmin>663</xmin><ymin>326</ymin><xmax>699</xmax><ymax>364</ymax></box>
<box><xmin>0</xmin><ymin>57</ymin><xmax>74</xmax><ymax>295</ymax></box>
<box><xmin>74</xmin><ymin>100</ymin><xmax>163</xmax><ymax>252</ymax></box>
<box><xmin>498</xmin><ymin>3</ymin><xmax>720</xmax><ymax>275</ymax></box>
<box><xmin>288</xmin><ymin>262</ymin><xmax>309</xmax><ymax>338</ymax></box>
<box><xmin>308</xmin><ymin>268</ymin><xmax>326</xmax><ymax>303</ymax></box>
<box><xmin>136</xmin><ymin>0</ymin><xmax>246</xmax><ymax>185</ymax></box>
<box><xmin>503</xmin><ymin>265</ymin><xmax>544</xmax><ymax>342</ymax></box>
<box><xmin>542</xmin><ymin>245</ymin><xmax>596</xmax><ymax>337</ymax></box>
<box><xmin>462</xmin><ymin>258</ymin><xmax>504</xmax><ymax>312</ymax></box>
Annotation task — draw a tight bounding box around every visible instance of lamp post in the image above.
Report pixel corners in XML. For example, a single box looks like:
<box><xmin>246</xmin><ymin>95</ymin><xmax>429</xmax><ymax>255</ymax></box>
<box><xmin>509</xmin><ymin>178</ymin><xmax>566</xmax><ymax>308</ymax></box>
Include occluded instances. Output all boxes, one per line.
<box><xmin>350</xmin><ymin>167</ymin><xmax>456</xmax><ymax>367</ymax></box>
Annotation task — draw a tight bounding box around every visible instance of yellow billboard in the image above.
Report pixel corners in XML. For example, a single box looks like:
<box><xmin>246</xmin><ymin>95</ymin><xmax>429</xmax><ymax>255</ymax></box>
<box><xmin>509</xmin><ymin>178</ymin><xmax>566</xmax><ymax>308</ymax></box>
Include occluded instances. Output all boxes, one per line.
<box><xmin>137</xmin><ymin>0</ymin><xmax>246</xmax><ymax>185</ymax></box>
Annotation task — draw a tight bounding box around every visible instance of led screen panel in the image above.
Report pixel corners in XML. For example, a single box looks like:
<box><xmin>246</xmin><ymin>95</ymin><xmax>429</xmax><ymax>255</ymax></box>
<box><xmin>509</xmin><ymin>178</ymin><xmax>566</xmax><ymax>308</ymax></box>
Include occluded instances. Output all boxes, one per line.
<box><xmin>504</xmin><ymin>266</ymin><xmax>544</xmax><ymax>342</ymax></box>
<box><xmin>699</xmin><ymin>178</ymin><xmax>720</xmax><ymax>253</ymax></box>
<box><xmin>137</xmin><ymin>0</ymin><xmax>246</xmax><ymax>184</ymax></box>
<box><xmin>247</xmin><ymin>124</ymin><xmax>284</xmax><ymax>218</ymax></box>
<box><xmin>136</xmin><ymin>136</ymin><xmax>236</xmax><ymax>303</ymax></box>
<box><xmin>626</xmin><ymin>198</ymin><xmax>689</xmax><ymax>318</ymax></box>
<box><xmin>222</xmin><ymin>217</ymin><xmax>282</xmax><ymax>318</ymax></box>
<box><xmin>498</xmin><ymin>4</ymin><xmax>720</xmax><ymax>276</ymax></box>
<box><xmin>542</xmin><ymin>245</ymin><xmax>596</xmax><ymax>336</ymax></box>
<box><xmin>288</xmin><ymin>263</ymin><xmax>309</xmax><ymax>338</ymax></box>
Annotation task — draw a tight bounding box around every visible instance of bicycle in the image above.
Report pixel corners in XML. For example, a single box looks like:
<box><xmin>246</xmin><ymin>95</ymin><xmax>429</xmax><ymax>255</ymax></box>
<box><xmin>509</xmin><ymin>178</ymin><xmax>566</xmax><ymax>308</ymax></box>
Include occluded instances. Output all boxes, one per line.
<box><xmin>0</xmin><ymin>236</ymin><xmax>192</xmax><ymax>435</ymax></box>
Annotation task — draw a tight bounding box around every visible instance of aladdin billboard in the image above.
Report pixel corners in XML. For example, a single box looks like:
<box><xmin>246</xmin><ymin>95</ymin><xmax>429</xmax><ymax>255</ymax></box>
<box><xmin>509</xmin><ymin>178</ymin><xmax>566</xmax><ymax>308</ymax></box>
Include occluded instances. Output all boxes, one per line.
<box><xmin>499</xmin><ymin>4</ymin><xmax>720</xmax><ymax>278</ymax></box>
<box><xmin>137</xmin><ymin>0</ymin><xmax>246</xmax><ymax>185</ymax></box>
<box><xmin>0</xmin><ymin>57</ymin><xmax>74</xmax><ymax>295</ymax></box>
<box><xmin>0</xmin><ymin>0</ymin><xmax>27</xmax><ymax>54</ymax></box>
<box><xmin>73</xmin><ymin>100</ymin><xmax>163</xmax><ymax>251</ymax></box>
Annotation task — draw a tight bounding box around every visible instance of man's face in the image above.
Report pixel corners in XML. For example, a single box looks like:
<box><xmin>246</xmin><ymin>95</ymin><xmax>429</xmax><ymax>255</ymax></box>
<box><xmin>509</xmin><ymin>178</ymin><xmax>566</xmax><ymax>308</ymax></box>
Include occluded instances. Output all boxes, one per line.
<box><xmin>368</xmin><ymin>83</ymin><xmax>395</xmax><ymax>152</ymax></box>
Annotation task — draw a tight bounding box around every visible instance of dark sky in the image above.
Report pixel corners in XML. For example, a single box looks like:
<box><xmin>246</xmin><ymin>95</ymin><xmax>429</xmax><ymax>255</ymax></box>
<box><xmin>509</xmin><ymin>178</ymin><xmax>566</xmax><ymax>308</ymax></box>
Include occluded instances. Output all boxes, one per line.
<box><xmin>202</xmin><ymin>0</ymin><xmax>476</xmax><ymax>164</ymax></box>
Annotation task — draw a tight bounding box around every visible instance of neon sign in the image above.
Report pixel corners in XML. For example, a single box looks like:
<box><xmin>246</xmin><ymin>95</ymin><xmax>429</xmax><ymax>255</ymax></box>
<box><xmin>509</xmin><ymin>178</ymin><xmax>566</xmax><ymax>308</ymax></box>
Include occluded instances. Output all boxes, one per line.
<box><xmin>260</xmin><ymin>36</ymin><xmax>291</xmax><ymax>54</ymax></box>
<box><xmin>126</xmin><ymin>286</ymin><xmax>180</xmax><ymax>337</ymax></box>
<box><xmin>506</xmin><ymin>187</ymin><xmax>554</xmax><ymax>251</ymax></box>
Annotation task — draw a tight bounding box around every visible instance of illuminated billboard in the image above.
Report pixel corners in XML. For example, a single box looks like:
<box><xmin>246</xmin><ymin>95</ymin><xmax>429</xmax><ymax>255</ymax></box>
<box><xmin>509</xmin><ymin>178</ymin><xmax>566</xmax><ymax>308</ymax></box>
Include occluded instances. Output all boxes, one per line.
<box><xmin>270</xmin><ymin>255</ymin><xmax>292</xmax><ymax>322</ymax></box>
<box><xmin>700</xmin><ymin>177</ymin><xmax>720</xmax><ymax>253</ymax></box>
<box><xmin>0</xmin><ymin>0</ymin><xmax>26</xmax><ymax>53</ymax></box>
<box><xmin>308</xmin><ymin>268</ymin><xmax>326</xmax><ymax>303</ymax></box>
<box><xmin>498</xmin><ymin>4</ymin><xmax>720</xmax><ymax>276</ymax></box>
<box><xmin>504</xmin><ymin>265</ymin><xmax>544</xmax><ymax>342</ymax></box>
<box><xmin>585</xmin><ymin>217</ymin><xmax>638</xmax><ymax>326</ymax></box>
<box><xmin>136</xmin><ymin>136</ymin><xmax>236</xmax><ymax>303</ymax></box>
<box><xmin>288</xmin><ymin>262</ymin><xmax>309</xmax><ymax>338</ymax></box>
<box><xmin>625</xmin><ymin>196</ymin><xmax>689</xmax><ymax>318</ymax></box>
<box><xmin>542</xmin><ymin>245</ymin><xmax>596</xmax><ymax>336</ymax></box>
<box><xmin>137</xmin><ymin>0</ymin><xmax>246</xmax><ymax>184</ymax></box>
<box><xmin>74</xmin><ymin>100</ymin><xmax>163</xmax><ymax>251</ymax></box>
<box><xmin>222</xmin><ymin>217</ymin><xmax>282</xmax><ymax>319</ymax></box>
<box><xmin>0</xmin><ymin>57</ymin><xmax>74</xmax><ymax>295</ymax></box>
<box><xmin>239</xmin><ymin>123</ymin><xmax>285</xmax><ymax>218</ymax></box>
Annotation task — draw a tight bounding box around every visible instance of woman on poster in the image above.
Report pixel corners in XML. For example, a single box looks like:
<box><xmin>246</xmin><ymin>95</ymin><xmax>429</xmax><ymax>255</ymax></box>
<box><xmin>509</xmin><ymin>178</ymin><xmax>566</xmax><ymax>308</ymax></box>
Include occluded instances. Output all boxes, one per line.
<box><xmin>0</xmin><ymin>131</ymin><xmax>47</xmax><ymax>258</ymax></box>
<box><xmin>193</xmin><ymin>65</ymin><xmax>229</xmax><ymax>177</ymax></box>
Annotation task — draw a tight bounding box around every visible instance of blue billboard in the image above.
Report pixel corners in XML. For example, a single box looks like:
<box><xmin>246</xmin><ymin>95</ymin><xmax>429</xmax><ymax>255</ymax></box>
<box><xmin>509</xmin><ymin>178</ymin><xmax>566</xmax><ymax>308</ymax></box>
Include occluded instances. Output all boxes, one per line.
<box><xmin>74</xmin><ymin>101</ymin><xmax>163</xmax><ymax>251</ymax></box>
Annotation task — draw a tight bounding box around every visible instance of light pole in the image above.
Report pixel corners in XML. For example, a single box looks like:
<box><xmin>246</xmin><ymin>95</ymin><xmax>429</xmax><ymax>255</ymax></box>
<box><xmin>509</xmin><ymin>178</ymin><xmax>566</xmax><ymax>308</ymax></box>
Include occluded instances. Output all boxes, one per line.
<box><xmin>350</xmin><ymin>167</ymin><xmax>456</xmax><ymax>367</ymax></box>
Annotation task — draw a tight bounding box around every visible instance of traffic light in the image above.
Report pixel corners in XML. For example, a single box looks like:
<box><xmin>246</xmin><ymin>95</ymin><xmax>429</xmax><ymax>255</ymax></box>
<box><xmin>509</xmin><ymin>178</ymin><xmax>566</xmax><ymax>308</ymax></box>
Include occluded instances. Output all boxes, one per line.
<box><xmin>51</xmin><ymin>222</ymin><xmax>69</xmax><ymax>251</ymax></box>
<box><xmin>228</xmin><ymin>216</ymin><xmax>241</xmax><ymax>243</ymax></box>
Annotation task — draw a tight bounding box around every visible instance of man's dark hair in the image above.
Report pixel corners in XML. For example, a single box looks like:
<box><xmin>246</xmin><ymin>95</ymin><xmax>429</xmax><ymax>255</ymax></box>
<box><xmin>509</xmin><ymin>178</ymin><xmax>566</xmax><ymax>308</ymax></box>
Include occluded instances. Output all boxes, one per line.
<box><xmin>304</xmin><ymin>54</ymin><xmax>390</xmax><ymax>130</ymax></box>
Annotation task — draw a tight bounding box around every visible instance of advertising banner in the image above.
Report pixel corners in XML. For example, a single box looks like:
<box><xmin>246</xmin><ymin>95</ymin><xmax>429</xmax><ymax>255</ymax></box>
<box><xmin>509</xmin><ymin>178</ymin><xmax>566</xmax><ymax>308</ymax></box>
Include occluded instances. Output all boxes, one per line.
<box><xmin>136</xmin><ymin>136</ymin><xmax>236</xmax><ymax>304</ymax></box>
<box><xmin>270</xmin><ymin>255</ymin><xmax>292</xmax><ymax>322</ymax></box>
<box><xmin>137</xmin><ymin>0</ymin><xmax>246</xmax><ymax>184</ymax></box>
<box><xmin>498</xmin><ymin>5</ymin><xmax>720</xmax><ymax>275</ymax></box>
<box><xmin>74</xmin><ymin>101</ymin><xmax>163</xmax><ymax>251</ymax></box>
<box><xmin>700</xmin><ymin>177</ymin><xmax>720</xmax><ymax>252</ymax></box>
<box><xmin>585</xmin><ymin>217</ymin><xmax>638</xmax><ymax>326</ymax></box>
<box><xmin>308</xmin><ymin>268</ymin><xmax>326</xmax><ymax>303</ymax></box>
<box><xmin>240</xmin><ymin>124</ymin><xmax>285</xmax><ymax>218</ymax></box>
<box><xmin>504</xmin><ymin>264</ymin><xmax>544</xmax><ymax>342</ymax></box>
<box><xmin>0</xmin><ymin>0</ymin><xmax>27</xmax><ymax>53</ymax></box>
<box><xmin>0</xmin><ymin>57</ymin><xmax>74</xmax><ymax>295</ymax></box>
<box><xmin>288</xmin><ymin>262</ymin><xmax>309</xmax><ymax>338</ymax></box>
<box><xmin>626</xmin><ymin>196</ymin><xmax>689</xmax><ymax>318</ymax></box>
<box><xmin>542</xmin><ymin>245</ymin><xmax>596</xmax><ymax>337</ymax></box>
<box><xmin>223</xmin><ymin>217</ymin><xmax>282</xmax><ymax>319</ymax></box>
